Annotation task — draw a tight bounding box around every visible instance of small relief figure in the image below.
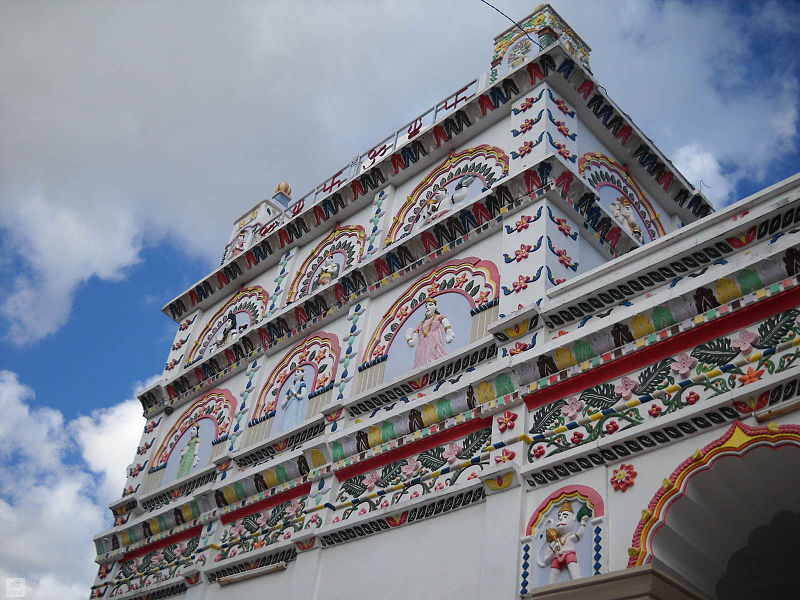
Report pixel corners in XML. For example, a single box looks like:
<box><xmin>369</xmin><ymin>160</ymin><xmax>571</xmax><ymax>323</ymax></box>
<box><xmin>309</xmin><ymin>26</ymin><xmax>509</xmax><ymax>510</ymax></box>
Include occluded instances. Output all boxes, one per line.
<box><xmin>281</xmin><ymin>369</ymin><xmax>308</xmax><ymax>432</ymax></box>
<box><xmin>420</xmin><ymin>189</ymin><xmax>447</xmax><ymax>225</ymax></box>
<box><xmin>313</xmin><ymin>251</ymin><xmax>340</xmax><ymax>289</ymax></box>
<box><xmin>466</xmin><ymin>385</ymin><xmax>476</xmax><ymax>410</ymax></box>
<box><xmin>536</xmin><ymin>501</ymin><xmax>591</xmax><ymax>584</ymax></box>
<box><xmin>406</xmin><ymin>299</ymin><xmax>455</xmax><ymax>368</ymax></box>
<box><xmin>174</xmin><ymin>507</ymin><xmax>186</xmax><ymax>526</ymax></box>
<box><xmin>111</xmin><ymin>534</ymin><xmax>120</xmax><ymax>550</ymax></box>
<box><xmin>215</xmin><ymin>489</ymin><xmax>227</xmax><ymax>508</ymax></box>
<box><xmin>177</xmin><ymin>425</ymin><xmax>201</xmax><ymax>479</ymax></box>
<box><xmin>142</xmin><ymin>520</ymin><xmax>152</xmax><ymax>539</ymax></box>
<box><xmin>610</xmin><ymin>197</ymin><xmax>643</xmax><ymax>243</ymax></box>
<box><xmin>420</xmin><ymin>176</ymin><xmax>477</xmax><ymax>227</ymax></box>
<box><xmin>448</xmin><ymin>174</ymin><xmax>477</xmax><ymax>207</ymax></box>
<box><xmin>356</xmin><ymin>430</ymin><xmax>370</xmax><ymax>452</ymax></box>
<box><xmin>209</xmin><ymin>314</ymin><xmax>239</xmax><ymax>354</ymax></box>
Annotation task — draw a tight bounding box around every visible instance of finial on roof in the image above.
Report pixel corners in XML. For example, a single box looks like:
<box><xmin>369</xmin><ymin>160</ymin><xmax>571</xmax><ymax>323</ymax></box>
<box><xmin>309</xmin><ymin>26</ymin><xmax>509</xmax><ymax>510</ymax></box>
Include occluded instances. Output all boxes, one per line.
<box><xmin>274</xmin><ymin>181</ymin><xmax>292</xmax><ymax>198</ymax></box>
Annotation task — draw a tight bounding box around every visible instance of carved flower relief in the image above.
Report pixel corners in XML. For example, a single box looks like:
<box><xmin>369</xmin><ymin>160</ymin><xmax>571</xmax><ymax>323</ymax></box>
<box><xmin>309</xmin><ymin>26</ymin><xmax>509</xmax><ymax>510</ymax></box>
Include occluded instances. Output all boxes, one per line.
<box><xmin>732</xmin><ymin>329</ymin><xmax>759</xmax><ymax>355</ymax></box>
<box><xmin>670</xmin><ymin>353</ymin><xmax>698</xmax><ymax>378</ymax></box>
<box><xmin>611</xmin><ymin>463</ymin><xmax>637</xmax><ymax>491</ymax></box>
<box><xmin>614</xmin><ymin>376</ymin><xmax>638</xmax><ymax>400</ymax></box>
<box><xmin>560</xmin><ymin>396</ymin><xmax>584</xmax><ymax>421</ymax></box>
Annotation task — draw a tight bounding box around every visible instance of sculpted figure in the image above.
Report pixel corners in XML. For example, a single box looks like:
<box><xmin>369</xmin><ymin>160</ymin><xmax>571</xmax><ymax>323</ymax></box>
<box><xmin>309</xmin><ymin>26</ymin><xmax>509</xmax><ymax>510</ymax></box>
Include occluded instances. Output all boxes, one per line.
<box><xmin>314</xmin><ymin>251</ymin><xmax>340</xmax><ymax>288</ymax></box>
<box><xmin>177</xmin><ymin>425</ymin><xmax>201</xmax><ymax>478</ymax></box>
<box><xmin>536</xmin><ymin>501</ymin><xmax>591</xmax><ymax>583</ymax></box>
<box><xmin>610</xmin><ymin>197</ymin><xmax>643</xmax><ymax>243</ymax></box>
<box><xmin>406</xmin><ymin>299</ymin><xmax>455</xmax><ymax>368</ymax></box>
<box><xmin>280</xmin><ymin>369</ymin><xmax>308</xmax><ymax>431</ymax></box>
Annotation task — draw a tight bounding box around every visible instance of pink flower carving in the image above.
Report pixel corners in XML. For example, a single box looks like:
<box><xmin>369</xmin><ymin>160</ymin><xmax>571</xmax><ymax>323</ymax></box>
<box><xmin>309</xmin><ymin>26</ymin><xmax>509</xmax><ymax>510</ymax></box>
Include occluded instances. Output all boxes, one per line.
<box><xmin>358</xmin><ymin>507</ymin><xmax>368</xmax><ymax>515</ymax></box>
<box><xmin>434</xmin><ymin>482</ymin><xmax>445</xmax><ymax>491</ymax></box>
<box><xmin>515</xmin><ymin>244</ymin><xmax>532</xmax><ymax>262</ymax></box>
<box><xmin>332</xmin><ymin>516</ymin><xmax>340</xmax><ymax>523</ymax></box>
<box><xmin>686</xmin><ymin>391</ymin><xmax>700</xmax><ymax>405</ymax></box>
<box><xmin>518</xmin><ymin>140</ymin><xmax>535</xmax><ymax>157</ymax></box>
<box><xmin>467</xmin><ymin>472</ymin><xmax>478</xmax><ymax>480</ymax></box>
<box><xmin>571</xmin><ymin>431</ymin><xmax>584</xmax><ymax>445</ymax></box>
<box><xmin>515</xmin><ymin>215</ymin><xmax>532</xmax><ymax>232</ymax></box>
<box><xmin>648</xmin><ymin>404</ymin><xmax>662</xmax><ymax>418</ymax></box>
<box><xmin>671</xmin><ymin>353</ymin><xmax>698</xmax><ymax>378</ymax></box>
<box><xmin>533</xmin><ymin>445</ymin><xmax>546</xmax><ymax>458</ymax></box>
<box><xmin>561</xmin><ymin>396</ymin><xmax>584</xmax><ymax>420</ymax></box>
<box><xmin>732</xmin><ymin>329</ymin><xmax>759</xmax><ymax>355</ymax></box>
<box><xmin>442</xmin><ymin>442</ymin><xmax>461</xmax><ymax>464</ymax></box>
<box><xmin>509</xmin><ymin>341</ymin><xmax>528</xmax><ymax>356</ymax></box>
<box><xmin>283</xmin><ymin>530</ymin><xmax>293</xmax><ymax>540</ymax></box>
<box><xmin>614</xmin><ymin>376</ymin><xmax>639</xmax><ymax>400</ymax></box>
<box><xmin>285</xmin><ymin>499</ymin><xmax>304</xmax><ymax>519</ymax></box>
<box><xmin>363</xmin><ymin>470</ymin><xmax>380</xmax><ymax>490</ymax></box>
<box><xmin>228</xmin><ymin>523</ymin><xmax>245</xmax><ymax>540</ymax></box>
<box><xmin>401</xmin><ymin>458</ymin><xmax>421</xmax><ymax>478</ymax></box>
<box><xmin>494</xmin><ymin>448</ymin><xmax>516</xmax><ymax>464</ymax></box>
<box><xmin>381</xmin><ymin>500</ymin><xmax>390</xmax><ymax>508</ymax></box>
<box><xmin>410</xmin><ymin>491</ymin><xmax>420</xmax><ymax>499</ymax></box>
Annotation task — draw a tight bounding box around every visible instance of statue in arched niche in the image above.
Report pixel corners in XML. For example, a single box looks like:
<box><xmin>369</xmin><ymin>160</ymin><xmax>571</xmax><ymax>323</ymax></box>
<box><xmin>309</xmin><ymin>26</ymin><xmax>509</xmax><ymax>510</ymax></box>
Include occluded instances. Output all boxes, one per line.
<box><xmin>209</xmin><ymin>313</ymin><xmax>249</xmax><ymax>354</ymax></box>
<box><xmin>177</xmin><ymin>425</ymin><xmax>201</xmax><ymax>479</ymax></box>
<box><xmin>419</xmin><ymin>175</ymin><xmax>478</xmax><ymax>226</ymax></box>
<box><xmin>281</xmin><ymin>369</ymin><xmax>308</xmax><ymax>431</ymax></box>
<box><xmin>313</xmin><ymin>251</ymin><xmax>340</xmax><ymax>289</ymax></box>
<box><xmin>406</xmin><ymin>299</ymin><xmax>455</xmax><ymax>368</ymax></box>
<box><xmin>536</xmin><ymin>500</ymin><xmax>591</xmax><ymax>583</ymax></box>
<box><xmin>610</xmin><ymin>197</ymin><xmax>643</xmax><ymax>243</ymax></box>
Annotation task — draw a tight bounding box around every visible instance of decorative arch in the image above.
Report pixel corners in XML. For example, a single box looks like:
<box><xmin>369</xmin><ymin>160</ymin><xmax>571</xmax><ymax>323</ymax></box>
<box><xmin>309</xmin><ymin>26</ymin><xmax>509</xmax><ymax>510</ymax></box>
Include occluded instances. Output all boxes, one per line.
<box><xmin>526</xmin><ymin>484</ymin><xmax>605</xmax><ymax>536</ymax></box>
<box><xmin>152</xmin><ymin>389</ymin><xmax>237</xmax><ymax>467</ymax></box>
<box><xmin>186</xmin><ymin>286</ymin><xmax>270</xmax><ymax>362</ymax></box>
<box><xmin>252</xmin><ymin>332</ymin><xmax>341</xmax><ymax>420</ymax></box>
<box><xmin>361</xmin><ymin>257</ymin><xmax>500</xmax><ymax>363</ymax></box>
<box><xmin>578</xmin><ymin>153</ymin><xmax>666</xmax><ymax>241</ymax></box>
<box><xmin>628</xmin><ymin>420</ymin><xmax>800</xmax><ymax>568</ymax></box>
<box><xmin>386</xmin><ymin>145</ymin><xmax>509</xmax><ymax>244</ymax></box>
<box><xmin>286</xmin><ymin>224</ymin><xmax>366</xmax><ymax>303</ymax></box>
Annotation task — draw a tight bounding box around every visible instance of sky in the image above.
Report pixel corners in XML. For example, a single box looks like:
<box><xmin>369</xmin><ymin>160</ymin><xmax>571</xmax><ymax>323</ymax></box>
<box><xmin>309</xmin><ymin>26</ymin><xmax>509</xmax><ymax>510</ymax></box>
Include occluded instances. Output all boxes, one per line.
<box><xmin>1</xmin><ymin>0</ymin><xmax>799</xmax><ymax>597</ymax></box>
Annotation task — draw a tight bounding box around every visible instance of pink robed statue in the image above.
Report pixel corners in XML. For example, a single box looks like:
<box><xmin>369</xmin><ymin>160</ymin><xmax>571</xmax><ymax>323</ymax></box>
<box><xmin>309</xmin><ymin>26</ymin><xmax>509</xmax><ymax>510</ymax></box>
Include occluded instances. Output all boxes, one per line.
<box><xmin>405</xmin><ymin>299</ymin><xmax>455</xmax><ymax>368</ymax></box>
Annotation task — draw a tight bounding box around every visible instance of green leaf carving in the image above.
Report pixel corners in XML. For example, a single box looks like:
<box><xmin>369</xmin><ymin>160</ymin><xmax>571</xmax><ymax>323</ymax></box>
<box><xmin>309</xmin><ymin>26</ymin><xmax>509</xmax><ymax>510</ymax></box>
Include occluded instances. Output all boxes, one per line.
<box><xmin>636</xmin><ymin>359</ymin><xmax>671</xmax><ymax>395</ymax></box>
<box><xmin>341</xmin><ymin>475</ymin><xmax>366</xmax><ymax>498</ymax></box>
<box><xmin>417</xmin><ymin>446</ymin><xmax>447</xmax><ymax>471</ymax></box>
<box><xmin>754</xmin><ymin>309</ymin><xmax>800</xmax><ymax>349</ymax></box>
<box><xmin>378</xmin><ymin>460</ymin><xmax>404</xmax><ymax>487</ymax></box>
<box><xmin>691</xmin><ymin>338</ymin><xmax>738</xmax><ymax>366</ymax></box>
<box><xmin>529</xmin><ymin>399</ymin><xmax>566</xmax><ymax>434</ymax></box>
<box><xmin>457</xmin><ymin>427</ymin><xmax>491</xmax><ymax>459</ymax></box>
<box><xmin>580</xmin><ymin>383</ymin><xmax>617</xmax><ymax>410</ymax></box>
<box><xmin>242</xmin><ymin>514</ymin><xmax>260</xmax><ymax>534</ymax></box>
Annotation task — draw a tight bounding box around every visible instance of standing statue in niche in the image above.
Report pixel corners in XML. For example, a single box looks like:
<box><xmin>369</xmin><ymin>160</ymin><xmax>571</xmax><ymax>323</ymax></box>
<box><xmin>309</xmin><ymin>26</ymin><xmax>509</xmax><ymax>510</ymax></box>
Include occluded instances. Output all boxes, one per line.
<box><xmin>610</xmin><ymin>197</ymin><xmax>643</xmax><ymax>243</ymax></box>
<box><xmin>406</xmin><ymin>298</ymin><xmax>455</xmax><ymax>368</ymax></box>
<box><xmin>177</xmin><ymin>425</ymin><xmax>201</xmax><ymax>479</ymax></box>
<box><xmin>536</xmin><ymin>500</ymin><xmax>591</xmax><ymax>583</ymax></box>
<box><xmin>314</xmin><ymin>251</ymin><xmax>340</xmax><ymax>289</ymax></box>
<box><xmin>281</xmin><ymin>369</ymin><xmax>308</xmax><ymax>431</ymax></box>
<box><xmin>419</xmin><ymin>175</ymin><xmax>477</xmax><ymax>226</ymax></box>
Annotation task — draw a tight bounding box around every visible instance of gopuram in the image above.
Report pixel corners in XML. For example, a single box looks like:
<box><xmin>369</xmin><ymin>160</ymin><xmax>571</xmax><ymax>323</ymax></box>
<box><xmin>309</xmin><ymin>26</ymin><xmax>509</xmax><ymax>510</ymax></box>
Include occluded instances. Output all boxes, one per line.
<box><xmin>90</xmin><ymin>4</ymin><xmax>800</xmax><ymax>599</ymax></box>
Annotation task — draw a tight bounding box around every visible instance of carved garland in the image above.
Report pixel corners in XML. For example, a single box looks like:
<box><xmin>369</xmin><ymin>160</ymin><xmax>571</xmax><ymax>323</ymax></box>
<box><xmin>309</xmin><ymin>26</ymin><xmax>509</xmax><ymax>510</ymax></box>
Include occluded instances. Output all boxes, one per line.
<box><xmin>252</xmin><ymin>332</ymin><xmax>341</xmax><ymax>420</ymax></box>
<box><xmin>361</xmin><ymin>257</ymin><xmax>501</xmax><ymax>364</ymax></box>
<box><xmin>578</xmin><ymin>153</ymin><xmax>666</xmax><ymax>241</ymax></box>
<box><xmin>386</xmin><ymin>145</ymin><xmax>509</xmax><ymax>244</ymax></box>
<box><xmin>286</xmin><ymin>224</ymin><xmax>366</xmax><ymax>303</ymax></box>
<box><xmin>186</xmin><ymin>286</ymin><xmax>271</xmax><ymax>363</ymax></box>
<box><xmin>152</xmin><ymin>389</ymin><xmax>237</xmax><ymax>467</ymax></box>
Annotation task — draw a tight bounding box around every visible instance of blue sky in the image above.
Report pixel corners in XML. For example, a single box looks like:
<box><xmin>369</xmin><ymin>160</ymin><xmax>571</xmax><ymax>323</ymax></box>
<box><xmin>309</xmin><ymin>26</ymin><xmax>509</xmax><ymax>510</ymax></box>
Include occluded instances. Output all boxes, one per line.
<box><xmin>1</xmin><ymin>1</ymin><xmax>799</xmax><ymax>597</ymax></box>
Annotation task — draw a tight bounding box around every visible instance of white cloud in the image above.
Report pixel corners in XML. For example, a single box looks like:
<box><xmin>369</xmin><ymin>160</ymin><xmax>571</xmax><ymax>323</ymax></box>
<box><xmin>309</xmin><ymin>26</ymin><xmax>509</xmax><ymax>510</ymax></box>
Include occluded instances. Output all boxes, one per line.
<box><xmin>0</xmin><ymin>0</ymin><xmax>797</xmax><ymax>343</ymax></box>
<box><xmin>0</xmin><ymin>370</ymin><xmax>145</xmax><ymax>600</ymax></box>
<box><xmin>673</xmin><ymin>144</ymin><xmax>735</xmax><ymax>206</ymax></box>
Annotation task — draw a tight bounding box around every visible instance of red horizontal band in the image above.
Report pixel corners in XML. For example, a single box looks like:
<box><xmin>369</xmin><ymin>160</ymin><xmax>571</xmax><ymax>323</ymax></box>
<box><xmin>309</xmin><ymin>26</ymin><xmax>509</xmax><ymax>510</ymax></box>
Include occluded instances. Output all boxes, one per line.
<box><xmin>122</xmin><ymin>525</ymin><xmax>202</xmax><ymax>562</ymax></box>
<box><xmin>221</xmin><ymin>481</ymin><xmax>312</xmax><ymax>525</ymax></box>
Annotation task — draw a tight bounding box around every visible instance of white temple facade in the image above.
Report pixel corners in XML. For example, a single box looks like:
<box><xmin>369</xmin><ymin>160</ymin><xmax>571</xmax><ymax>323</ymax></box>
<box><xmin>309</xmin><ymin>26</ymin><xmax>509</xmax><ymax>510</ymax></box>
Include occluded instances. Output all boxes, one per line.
<box><xmin>90</xmin><ymin>5</ymin><xmax>800</xmax><ymax>599</ymax></box>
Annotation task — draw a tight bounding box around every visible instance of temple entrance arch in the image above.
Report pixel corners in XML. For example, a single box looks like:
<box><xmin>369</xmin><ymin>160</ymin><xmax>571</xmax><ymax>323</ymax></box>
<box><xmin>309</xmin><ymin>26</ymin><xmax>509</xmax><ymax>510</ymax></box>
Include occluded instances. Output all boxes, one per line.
<box><xmin>628</xmin><ymin>421</ymin><xmax>800</xmax><ymax>598</ymax></box>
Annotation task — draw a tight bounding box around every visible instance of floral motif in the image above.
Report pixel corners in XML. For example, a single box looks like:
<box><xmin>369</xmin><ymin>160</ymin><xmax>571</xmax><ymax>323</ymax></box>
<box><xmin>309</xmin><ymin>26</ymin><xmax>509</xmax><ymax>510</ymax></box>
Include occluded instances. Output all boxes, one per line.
<box><xmin>739</xmin><ymin>367</ymin><xmax>765</xmax><ymax>385</ymax></box>
<box><xmin>285</xmin><ymin>499</ymin><xmax>304</xmax><ymax>519</ymax></box>
<box><xmin>494</xmin><ymin>448</ymin><xmax>515</xmax><ymax>464</ymax></box>
<box><xmin>515</xmin><ymin>215</ymin><xmax>533</xmax><ymax>231</ymax></box>
<box><xmin>477</xmin><ymin>290</ymin><xmax>491</xmax><ymax>304</ymax></box>
<box><xmin>555</xmin><ymin>248</ymin><xmax>573</xmax><ymax>268</ymax></box>
<box><xmin>555</xmin><ymin>120</ymin><xmax>571</xmax><ymax>137</ymax></box>
<box><xmin>401</xmin><ymin>458</ymin><xmax>421</xmax><ymax>478</ymax></box>
<box><xmin>605</xmin><ymin>420</ymin><xmax>620</xmax><ymax>435</ymax></box>
<box><xmin>648</xmin><ymin>404</ymin><xmax>662</xmax><ymax>418</ymax></box>
<box><xmin>555</xmin><ymin>98</ymin><xmax>570</xmax><ymax>114</ymax></box>
<box><xmin>555</xmin><ymin>217</ymin><xmax>572</xmax><ymax>237</ymax></box>
<box><xmin>518</xmin><ymin>140</ymin><xmax>536</xmax><ymax>157</ymax></box>
<box><xmin>671</xmin><ymin>353</ymin><xmax>698</xmax><ymax>378</ymax></box>
<box><xmin>532</xmin><ymin>445</ymin><xmax>546</xmax><ymax>459</ymax></box>
<box><xmin>561</xmin><ymin>396</ymin><xmax>584</xmax><ymax>420</ymax></box>
<box><xmin>686</xmin><ymin>391</ymin><xmax>700</xmax><ymax>405</ymax></box>
<box><xmin>734</xmin><ymin>391</ymin><xmax>770</xmax><ymax>414</ymax></box>
<box><xmin>442</xmin><ymin>442</ymin><xmax>461</xmax><ymax>464</ymax></box>
<box><xmin>520</xmin><ymin>118</ymin><xmax>536</xmax><ymax>133</ymax></box>
<box><xmin>614</xmin><ymin>376</ymin><xmax>638</xmax><ymax>400</ymax></box>
<box><xmin>372</xmin><ymin>345</ymin><xmax>386</xmax><ymax>358</ymax></box>
<box><xmin>363</xmin><ymin>470</ymin><xmax>380</xmax><ymax>490</ymax></box>
<box><xmin>512</xmin><ymin>275</ymin><xmax>532</xmax><ymax>293</ymax></box>
<box><xmin>520</xmin><ymin>97</ymin><xmax>535</xmax><ymax>112</ymax></box>
<box><xmin>514</xmin><ymin>244</ymin><xmax>533</xmax><ymax>262</ymax></box>
<box><xmin>611</xmin><ymin>463</ymin><xmax>637</xmax><ymax>491</ymax></box>
<box><xmin>571</xmin><ymin>431</ymin><xmax>584</xmax><ymax>445</ymax></box>
<box><xmin>496</xmin><ymin>411</ymin><xmax>518</xmax><ymax>432</ymax></box>
<box><xmin>509</xmin><ymin>341</ymin><xmax>529</xmax><ymax>356</ymax></box>
<box><xmin>454</xmin><ymin>273</ymin><xmax>468</xmax><ymax>288</ymax></box>
<box><xmin>732</xmin><ymin>329</ymin><xmax>760</xmax><ymax>355</ymax></box>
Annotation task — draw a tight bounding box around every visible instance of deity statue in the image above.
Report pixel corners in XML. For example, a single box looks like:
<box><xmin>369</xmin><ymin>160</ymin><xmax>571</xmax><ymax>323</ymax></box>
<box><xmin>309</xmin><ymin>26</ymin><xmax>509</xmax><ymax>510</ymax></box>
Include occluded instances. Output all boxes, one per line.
<box><xmin>177</xmin><ymin>425</ymin><xmax>201</xmax><ymax>478</ymax></box>
<box><xmin>536</xmin><ymin>500</ymin><xmax>591</xmax><ymax>583</ymax></box>
<box><xmin>229</xmin><ymin>229</ymin><xmax>248</xmax><ymax>258</ymax></box>
<box><xmin>314</xmin><ymin>251</ymin><xmax>340</xmax><ymax>288</ymax></box>
<box><xmin>281</xmin><ymin>369</ymin><xmax>308</xmax><ymax>431</ymax></box>
<box><xmin>420</xmin><ymin>189</ymin><xmax>448</xmax><ymax>225</ymax></box>
<box><xmin>209</xmin><ymin>313</ymin><xmax>246</xmax><ymax>354</ymax></box>
<box><xmin>419</xmin><ymin>175</ymin><xmax>478</xmax><ymax>227</ymax></box>
<box><xmin>610</xmin><ymin>197</ymin><xmax>643</xmax><ymax>243</ymax></box>
<box><xmin>405</xmin><ymin>299</ymin><xmax>455</xmax><ymax>368</ymax></box>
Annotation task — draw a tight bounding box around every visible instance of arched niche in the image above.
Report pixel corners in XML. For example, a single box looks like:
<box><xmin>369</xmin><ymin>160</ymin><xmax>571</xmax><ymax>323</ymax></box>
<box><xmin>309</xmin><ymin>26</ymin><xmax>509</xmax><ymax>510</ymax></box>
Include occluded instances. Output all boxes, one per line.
<box><xmin>628</xmin><ymin>420</ymin><xmax>800</xmax><ymax>598</ymax></box>
<box><xmin>385</xmin><ymin>145</ymin><xmax>509</xmax><ymax>244</ymax></box>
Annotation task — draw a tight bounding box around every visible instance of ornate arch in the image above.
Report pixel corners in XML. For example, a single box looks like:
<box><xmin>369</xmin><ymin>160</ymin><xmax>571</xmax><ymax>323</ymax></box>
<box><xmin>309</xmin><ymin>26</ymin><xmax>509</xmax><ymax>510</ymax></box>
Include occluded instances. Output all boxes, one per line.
<box><xmin>526</xmin><ymin>484</ymin><xmax>605</xmax><ymax>536</ymax></box>
<box><xmin>286</xmin><ymin>224</ymin><xmax>366</xmax><ymax>303</ymax></box>
<box><xmin>628</xmin><ymin>420</ymin><xmax>800</xmax><ymax>567</ymax></box>
<box><xmin>386</xmin><ymin>145</ymin><xmax>509</xmax><ymax>244</ymax></box>
<box><xmin>152</xmin><ymin>389</ymin><xmax>237</xmax><ymax>467</ymax></box>
<box><xmin>361</xmin><ymin>257</ymin><xmax>500</xmax><ymax>363</ymax></box>
<box><xmin>578</xmin><ymin>153</ymin><xmax>666</xmax><ymax>241</ymax></box>
<box><xmin>186</xmin><ymin>286</ymin><xmax>270</xmax><ymax>362</ymax></box>
<box><xmin>252</xmin><ymin>332</ymin><xmax>341</xmax><ymax>420</ymax></box>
